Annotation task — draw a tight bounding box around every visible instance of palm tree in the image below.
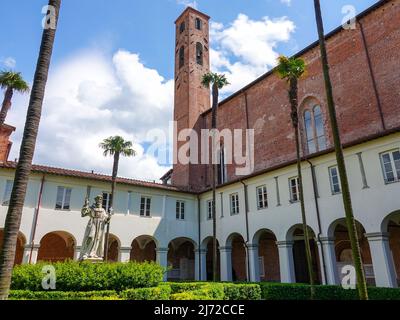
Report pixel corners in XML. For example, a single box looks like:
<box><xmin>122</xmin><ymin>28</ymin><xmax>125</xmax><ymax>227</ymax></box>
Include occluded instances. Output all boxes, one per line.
<box><xmin>0</xmin><ymin>71</ymin><xmax>30</xmax><ymax>126</ymax></box>
<box><xmin>313</xmin><ymin>0</ymin><xmax>368</xmax><ymax>300</ymax></box>
<box><xmin>201</xmin><ymin>72</ymin><xmax>229</xmax><ymax>282</ymax></box>
<box><xmin>276</xmin><ymin>56</ymin><xmax>315</xmax><ymax>297</ymax></box>
<box><xmin>0</xmin><ymin>0</ymin><xmax>61</xmax><ymax>300</ymax></box>
<box><xmin>100</xmin><ymin>136</ymin><xmax>136</xmax><ymax>261</ymax></box>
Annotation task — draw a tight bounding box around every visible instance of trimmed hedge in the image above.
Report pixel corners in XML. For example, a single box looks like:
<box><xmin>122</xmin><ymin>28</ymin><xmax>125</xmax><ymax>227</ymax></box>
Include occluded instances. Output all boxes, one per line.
<box><xmin>9</xmin><ymin>290</ymin><xmax>119</xmax><ymax>300</ymax></box>
<box><xmin>170</xmin><ymin>283</ymin><xmax>225</xmax><ymax>300</ymax></box>
<box><xmin>11</xmin><ymin>261</ymin><xmax>164</xmax><ymax>292</ymax></box>
<box><xmin>223</xmin><ymin>283</ymin><xmax>262</xmax><ymax>300</ymax></box>
<box><xmin>260</xmin><ymin>283</ymin><xmax>400</xmax><ymax>300</ymax></box>
<box><xmin>120</xmin><ymin>285</ymin><xmax>171</xmax><ymax>300</ymax></box>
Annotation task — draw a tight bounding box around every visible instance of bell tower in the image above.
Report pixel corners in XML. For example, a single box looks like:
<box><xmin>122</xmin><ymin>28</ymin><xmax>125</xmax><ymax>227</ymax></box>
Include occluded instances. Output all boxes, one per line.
<box><xmin>172</xmin><ymin>7</ymin><xmax>211</xmax><ymax>189</ymax></box>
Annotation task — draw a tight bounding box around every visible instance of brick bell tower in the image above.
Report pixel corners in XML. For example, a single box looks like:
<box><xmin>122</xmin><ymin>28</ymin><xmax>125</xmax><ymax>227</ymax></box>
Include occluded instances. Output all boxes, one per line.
<box><xmin>172</xmin><ymin>7</ymin><xmax>211</xmax><ymax>189</ymax></box>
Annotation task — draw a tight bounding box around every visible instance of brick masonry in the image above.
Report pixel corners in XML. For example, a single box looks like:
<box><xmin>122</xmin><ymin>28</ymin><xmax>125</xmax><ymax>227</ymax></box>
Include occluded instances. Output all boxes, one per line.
<box><xmin>172</xmin><ymin>0</ymin><xmax>400</xmax><ymax>191</ymax></box>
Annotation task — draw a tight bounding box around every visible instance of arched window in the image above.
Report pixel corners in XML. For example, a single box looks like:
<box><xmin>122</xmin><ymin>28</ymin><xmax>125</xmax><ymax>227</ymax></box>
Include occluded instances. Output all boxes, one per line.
<box><xmin>217</xmin><ymin>146</ymin><xmax>227</xmax><ymax>185</ymax></box>
<box><xmin>180</xmin><ymin>21</ymin><xmax>185</xmax><ymax>33</ymax></box>
<box><xmin>179</xmin><ymin>46</ymin><xmax>185</xmax><ymax>69</ymax></box>
<box><xmin>304</xmin><ymin>105</ymin><xmax>327</xmax><ymax>154</ymax></box>
<box><xmin>195</xmin><ymin>18</ymin><xmax>202</xmax><ymax>30</ymax></box>
<box><xmin>196</xmin><ymin>42</ymin><xmax>203</xmax><ymax>66</ymax></box>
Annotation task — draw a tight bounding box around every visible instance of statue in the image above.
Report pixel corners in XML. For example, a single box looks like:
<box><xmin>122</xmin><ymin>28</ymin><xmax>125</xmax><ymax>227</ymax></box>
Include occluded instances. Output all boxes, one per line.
<box><xmin>79</xmin><ymin>195</ymin><xmax>112</xmax><ymax>262</ymax></box>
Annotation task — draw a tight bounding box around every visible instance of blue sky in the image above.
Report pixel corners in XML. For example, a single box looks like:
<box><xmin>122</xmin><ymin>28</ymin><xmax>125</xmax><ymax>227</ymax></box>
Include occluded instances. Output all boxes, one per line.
<box><xmin>0</xmin><ymin>0</ymin><xmax>379</xmax><ymax>181</ymax></box>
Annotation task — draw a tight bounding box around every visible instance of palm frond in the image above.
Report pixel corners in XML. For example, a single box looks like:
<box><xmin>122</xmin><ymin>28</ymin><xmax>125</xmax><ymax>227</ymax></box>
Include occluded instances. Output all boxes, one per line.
<box><xmin>0</xmin><ymin>71</ymin><xmax>29</xmax><ymax>93</ymax></box>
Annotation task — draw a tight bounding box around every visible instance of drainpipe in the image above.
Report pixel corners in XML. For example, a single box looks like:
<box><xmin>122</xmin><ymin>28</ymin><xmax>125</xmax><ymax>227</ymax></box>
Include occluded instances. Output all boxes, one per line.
<box><xmin>358</xmin><ymin>20</ymin><xmax>385</xmax><ymax>130</ymax></box>
<box><xmin>306</xmin><ymin>159</ymin><xmax>328</xmax><ymax>284</ymax></box>
<box><xmin>29</xmin><ymin>174</ymin><xmax>45</xmax><ymax>263</ymax></box>
<box><xmin>240</xmin><ymin>180</ymin><xmax>251</xmax><ymax>282</ymax></box>
<box><xmin>197</xmin><ymin>195</ymin><xmax>201</xmax><ymax>280</ymax></box>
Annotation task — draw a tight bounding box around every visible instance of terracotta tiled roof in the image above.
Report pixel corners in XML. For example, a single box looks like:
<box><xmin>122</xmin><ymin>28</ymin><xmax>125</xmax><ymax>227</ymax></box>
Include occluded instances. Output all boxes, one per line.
<box><xmin>0</xmin><ymin>161</ymin><xmax>190</xmax><ymax>193</ymax></box>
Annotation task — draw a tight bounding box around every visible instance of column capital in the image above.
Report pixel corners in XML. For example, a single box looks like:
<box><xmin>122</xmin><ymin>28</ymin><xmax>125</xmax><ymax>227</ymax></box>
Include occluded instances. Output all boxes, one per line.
<box><xmin>219</xmin><ymin>246</ymin><xmax>232</xmax><ymax>252</ymax></box>
<box><xmin>365</xmin><ymin>232</ymin><xmax>390</xmax><ymax>241</ymax></box>
<box><xmin>246</xmin><ymin>244</ymin><xmax>259</xmax><ymax>250</ymax></box>
<box><xmin>319</xmin><ymin>237</ymin><xmax>335</xmax><ymax>244</ymax></box>
<box><xmin>194</xmin><ymin>248</ymin><xmax>207</xmax><ymax>254</ymax></box>
<box><xmin>120</xmin><ymin>246</ymin><xmax>132</xmax><ymax>251</ymax></box>
<box><xmin>24</xmin><ymin>244</ymin><xmax>40</xmax><ymax>249</ymax></box>
<box><xmin>156</xmin><ymin>247</ymin><xmax>169</xmax><ymax>253</ymax></box>
<box><xmin>276</xmin><ymin>241</ymin><xmax>294</xmax><ymax>248</ymax></box>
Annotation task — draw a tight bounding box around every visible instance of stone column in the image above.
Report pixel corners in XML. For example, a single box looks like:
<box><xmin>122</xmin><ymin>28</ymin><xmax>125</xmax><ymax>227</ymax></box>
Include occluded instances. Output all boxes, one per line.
<box><xmin>220</xmin><ymin>246</ymin><xmax>232</xmax><ymax>282</ymax></box>
<box><xmin>74</xmin><ymin>246</ymin><xmax>82</xmax><ymax>261</ymax></box>
<box><xmin>319</xmin><ymin>237</ymin><xmax>340</xmax><ymax>285</ymax></box>
<box><xmin>194</xmin><ymin>249</ymin><xmax>207</xmax><ymax>281</ymax></box>
<box><xmin>366</xmin><ymin>233</ymin><xmax>398</xmax><ymax>288</ymax></box>
<box><xmin>247</xmin><ymin>244</ymin><xmax>260</xmax><ymax>282</ymax></box>
<box><xmin>156</xmin><ymin>248</ymin><xmax>169</xmax><ymax>281</ymax></box>
<box><xmin>276</xmin><ymin>241</ymin><xmax>295</xmax><ymax>283</ymax></box>
<box><xmin>120</xmin><ymin>246</ymin><xmax>132</xmax><ymax>263</ymax></box>
<box><xmin>23</xmin><ymin>244</ymin><xmax>40</xmax><ymax>264</ymax></box>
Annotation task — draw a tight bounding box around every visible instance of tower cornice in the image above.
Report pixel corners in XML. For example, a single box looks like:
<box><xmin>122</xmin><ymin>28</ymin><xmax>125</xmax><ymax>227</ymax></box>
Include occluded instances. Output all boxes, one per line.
<box><xmin>175</xmin><ymin>6</ymin><xmax>210</xmax><ymax>24</ymax></box>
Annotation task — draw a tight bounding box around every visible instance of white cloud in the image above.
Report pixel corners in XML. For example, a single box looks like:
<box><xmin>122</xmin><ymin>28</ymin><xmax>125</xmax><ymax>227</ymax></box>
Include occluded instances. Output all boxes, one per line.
<box><xmin>7</xmin><ymin>50</ymin><xmax>173</xmax><ymax>182</ymax></box>
<box><xmin>280</xmin><ymin>0</ymin><xmax>292</xmax><ymax>6</ymax></box>
<box><xmin>176</xmin><ymin>0</ymin><xmax>198</xmax><ymax>9</ymax></box>
<box><xmin>1</xmin><ymin>57</ymin><xmax>16</xmax><ymax>68</ymax></box>
<box><xmin>210</xmin><ymin>14</ymin><xmax>295</xmax><ymax>94</ymax></box>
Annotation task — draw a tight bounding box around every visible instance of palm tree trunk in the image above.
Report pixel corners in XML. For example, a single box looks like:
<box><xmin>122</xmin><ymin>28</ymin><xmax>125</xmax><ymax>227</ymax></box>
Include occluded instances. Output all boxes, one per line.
<box><xmin>0</xmin><ymin>0</ymin><xmax>61</xmax><ymax>300</ymax></box>
<box><xmin>313</xmin><ymin>0</ymin><xmax>368</xmax><ymax>300</ymax></box>
<box><xmin>289</xmin><ymin>78</ymin><xmax>315</xmax><ymax>298</ymax></box>
<box><xmin>0</xmin><ymin>87</ymin><xmax>13</xmax><ymax>126</ymax></box>
<box><xmin>104</xmin><ymin>151</ymin><xmax>119</xmax><ymax>262</ymax></box>
<box><xmin>211</xmin><ymin>83</ymin><xmax>218</xmax><ymax>282</ymax></box>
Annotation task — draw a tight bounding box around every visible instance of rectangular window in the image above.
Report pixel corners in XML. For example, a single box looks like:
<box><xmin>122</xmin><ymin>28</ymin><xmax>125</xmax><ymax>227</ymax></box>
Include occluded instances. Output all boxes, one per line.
<box><xmin>256</xmin><ymin>185</ymin><xmax>268</xmax><ymax>210</ymax></box>
<box><xmin>207</xmin><ymin>200</ymin><xmax>214</xmax><ymax>220</ymax></box>
<box><xmin>55</xmin><ymin>186</ymin><xmax>72</xmax><ymax>210</ymax></box>
<box><xmin>289</xmin><ymin>177</ymin><xmax>300</xmax><ymax>203</ymax></box>
<box><xmin>230</xmin><ymin>193</ymin><xmax>240</xmax><ymax>216</ymax></box>
<box><xmin>176</xmin><ymin>201</ymin><xmax>185</xmax><ymax>220</ymax></box>
<box><xmin>179</xmin><ymin>21</ymin><xmax>185</xmax><ymax>33</ymax></box>
<box><xmin>380</xmin><ymin>150</ymin><xmax>400</xmax><ymax>183</ymax></box>
<box><xmin>140</xmin><ymin>197</ymin><xmax>151</xmax><ymax>217</ymax></box>
<box><xmin>2</xmin><ymin>180</ymin><xmax>13</xmax><ymax>206</ymax></box>
<box><xmin>329</xmin><ymin>166</ymin><xmax>341</xmax><ymax>194</ymax></box>
<box><xmin>195</xmin><ymin>18</ymin><xmax>202</xmax><ymax>30</ymax></box>
<box><xmin>102</xmin><ymin>192</ymin><xmax>111</xmax><ymax>212</ymax></box>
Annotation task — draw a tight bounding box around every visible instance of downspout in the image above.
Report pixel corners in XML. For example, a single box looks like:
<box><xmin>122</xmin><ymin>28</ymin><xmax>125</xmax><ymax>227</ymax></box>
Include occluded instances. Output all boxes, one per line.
<box><xmin>197</xmin><ymin>195</ymin><xmax>202</xmax><ymax>280</ymax></box>
<box><xmin>358</xmin><ymin>20</ymin><xmax>386</xmax><ymax>130</ymax></box>
<box><xmin>240</xmin><ymin>180</ymin><xmax>251</xmax><ymax>282</ymax></box>
<box><xmin>306</xmin><ymin>159</ymin><xmax>328</xmax><ymax>284</ymax></box>
<box><xmin>29</xmin><ymin>174</ymin><xmax>45</xmax><ymax>263</ymax></box>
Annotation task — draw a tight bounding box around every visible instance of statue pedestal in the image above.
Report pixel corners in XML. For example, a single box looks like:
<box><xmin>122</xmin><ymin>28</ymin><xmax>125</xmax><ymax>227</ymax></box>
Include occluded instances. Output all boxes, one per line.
<box><xmin>81</xmin><ymin>257</ymin><xmax>104</xmax><ymax>264</ymax></box>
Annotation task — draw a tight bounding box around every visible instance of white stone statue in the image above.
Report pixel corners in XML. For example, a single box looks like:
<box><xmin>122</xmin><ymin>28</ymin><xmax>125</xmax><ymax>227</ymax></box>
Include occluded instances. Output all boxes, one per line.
<box><xmin>79</xmin><ymin>195</ymin><xmax>112</xmax><ymax>262</ymax></box>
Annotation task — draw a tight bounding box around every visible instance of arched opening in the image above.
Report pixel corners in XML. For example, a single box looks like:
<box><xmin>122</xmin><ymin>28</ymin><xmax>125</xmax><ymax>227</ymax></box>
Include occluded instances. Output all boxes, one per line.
<box><xmin>382</xmin><ymin>211</ymin><xmax>400</xmax><ymax>286</ymax></box>
<box><xmin>130</xmin><ymin>235</ymin><xmax>157</xmax><ymax>263</ymax></box>
<box><xmin>330</xmin><ymin>219</ymin><xmax>375</xmax><ymax>286</ymax></box>
<box><xmin>196</xmin><ymin>42</ymin><xmax>203</xmax><ymax>66</ymax></box>
<box><xmin>227</xmin><ymin>233</ymin><xmax>247</xmax><ymax>282</ymax></box>
<box><xmin>167</xmin><ymin>238</ymin><xmax>195</xmax><ymax>281</ymax></box>
<box><xmin>201</xmin><ymin>237</ymin><xmax>220</xmax><ymax>281</ymax></box>
<box><xmin>288</xmin><ymin>226</ymin><xmax>321</xmax><ymax>284</ymax></box>
<box><xmin>179</xmin><ymin>46</ymin><xmax>185</xmax><ymax>69</ymax></box>
<box><xmin>38</xmin><ymin>231</ymin><xmax>75</xmax><ymax>263</ymax></box>
<box><xmin>107</xmin><ymin>234</ymin><xmax>120</xmax><ymax>262</ymax></box>
<box><xmin>253</xmin><ymin>229</ymin><xmax>280</xmax><ymax>282</ymax></box>
<box><xmin>0</xmin><ymin>229</ymin><xmax>26</xmax><ymax>266</ymax></box>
